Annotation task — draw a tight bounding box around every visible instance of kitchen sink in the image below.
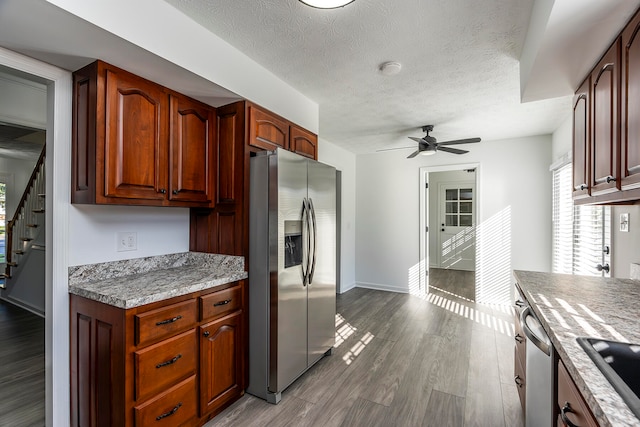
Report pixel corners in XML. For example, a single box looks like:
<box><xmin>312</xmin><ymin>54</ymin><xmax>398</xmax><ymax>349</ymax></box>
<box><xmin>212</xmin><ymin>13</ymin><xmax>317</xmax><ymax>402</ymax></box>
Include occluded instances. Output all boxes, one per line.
<box><xmin>577</xmin><ymin>337</ymin><xmax>640</xmax><ymax>418</ymax></box>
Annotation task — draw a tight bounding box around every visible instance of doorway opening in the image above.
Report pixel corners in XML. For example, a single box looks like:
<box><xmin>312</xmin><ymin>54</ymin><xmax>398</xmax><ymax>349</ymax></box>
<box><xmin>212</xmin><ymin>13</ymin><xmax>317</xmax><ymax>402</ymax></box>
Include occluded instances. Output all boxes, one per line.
<box><xmin>419</xmin><ymin>163</ymin><xmax>479</xmax><ymax>300</ymax></box>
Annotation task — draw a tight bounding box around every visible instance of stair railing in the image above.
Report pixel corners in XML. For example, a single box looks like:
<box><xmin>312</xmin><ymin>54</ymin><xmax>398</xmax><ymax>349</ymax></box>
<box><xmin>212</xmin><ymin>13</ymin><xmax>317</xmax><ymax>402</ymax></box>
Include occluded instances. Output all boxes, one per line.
<box><xmin>4</xmin><ymin>145</ymin><xmax>46</xmax><ymax>279</ymax></box>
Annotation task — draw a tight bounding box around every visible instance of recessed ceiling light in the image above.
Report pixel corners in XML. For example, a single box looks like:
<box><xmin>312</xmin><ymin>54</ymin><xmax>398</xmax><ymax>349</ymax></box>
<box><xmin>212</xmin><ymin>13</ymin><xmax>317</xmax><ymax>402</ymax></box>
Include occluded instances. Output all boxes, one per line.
<box><xmin>379</xmin><ymin>61</ymin><xmax>402</xmax><ymax>76</ymax></box>
<box><xmin>299</xmin><ymin>0</ymin><xmax>355</xmax><ymax>9</ymax></box>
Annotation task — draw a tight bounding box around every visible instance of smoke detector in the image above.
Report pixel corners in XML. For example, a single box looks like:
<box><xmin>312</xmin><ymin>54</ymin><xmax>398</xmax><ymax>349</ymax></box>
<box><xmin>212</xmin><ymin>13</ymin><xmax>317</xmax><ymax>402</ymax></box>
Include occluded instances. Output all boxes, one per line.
<box><xmin>379</xmin><ymin>61</ymin><xmax>402</xmax><ymax>76</ymax></box>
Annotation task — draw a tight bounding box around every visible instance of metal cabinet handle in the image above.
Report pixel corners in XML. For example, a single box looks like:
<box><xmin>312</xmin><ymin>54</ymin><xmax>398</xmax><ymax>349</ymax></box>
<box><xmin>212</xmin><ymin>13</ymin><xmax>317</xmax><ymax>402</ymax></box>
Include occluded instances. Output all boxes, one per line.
<box><xmin>606</xmin><ymin>176</ymin><xmax>616</xmax><ymax>183</ymax></box>
<box><xmin>514</xmin><ymin>300</ymin><xmax>525</xmax><ymax>308</ymax></box>
<box><xmin>172</xmin><ymin>189</ymin><xmax>179</xmax><ymax>195</ymax></box>
<box><xmin>156</xmin><ymin>315</ymin><xmax>182</xmax><ymax>326</ymax></box>
<box><xmin>213</xmin><ymin>299</ymin><xmax>231</xmax><ymax>307</ymax></box>
<box><xmin>159</xmin><ymin>188</ymin><xmax>167</xmax><ymax>194</ymax></box>
<box><xmin>579</xmin><ymin>184</ymin><xmax>587</xmax><ymax>190</ymax></box>
<box><xmin>203</xmin><ymin>331</ymin><xmax>210</xmax><ymax>337</ymax></box>
<box><xmin>596</xmin><ymin>263</ymin><xmax>610</xmax><ymax>273</ymax></box>
<box><xmin>156</xmin><ymin>354</ymin><xmax>182</xmax><ymax>369</ymax></box>
<box><xmin>515</xmin><ymin>333</ymin><xmax>524</xmax><ymax>343</ymax></box>
<box><xmin>514</xmin><ymin>375</ymin><xmax>523</xmax><ymax>388</ymax></box>
<box><xmin>156</xmin><ymin>402</ymin><xmax>182</xmax><ymax>421</ymax></box>
<box><xmin>560</xmin><ymin>402</ymin><xmax>580</xmax><ymax>427</ymax></box>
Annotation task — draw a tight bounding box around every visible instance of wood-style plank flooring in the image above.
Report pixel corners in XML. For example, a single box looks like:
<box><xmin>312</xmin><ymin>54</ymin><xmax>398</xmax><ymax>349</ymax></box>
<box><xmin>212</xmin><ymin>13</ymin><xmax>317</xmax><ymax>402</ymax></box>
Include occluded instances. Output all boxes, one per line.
<box><xmin>0</xmin><ymin>300</ymin><xmax>45</xmax><ymax>427</ymax></box>
<box><xmin>208</xmin><ymin>271</ymin><xmax>523</xmax><ymax>427</ymax></box>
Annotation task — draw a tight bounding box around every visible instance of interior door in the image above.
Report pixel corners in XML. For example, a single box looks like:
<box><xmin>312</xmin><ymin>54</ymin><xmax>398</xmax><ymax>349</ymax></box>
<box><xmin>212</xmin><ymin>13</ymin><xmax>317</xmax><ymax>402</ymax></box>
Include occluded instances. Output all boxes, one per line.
<box><xmin>438</xmin><ymin>183</ymin><xmax>475</xmax><ymax>271</ymax></box>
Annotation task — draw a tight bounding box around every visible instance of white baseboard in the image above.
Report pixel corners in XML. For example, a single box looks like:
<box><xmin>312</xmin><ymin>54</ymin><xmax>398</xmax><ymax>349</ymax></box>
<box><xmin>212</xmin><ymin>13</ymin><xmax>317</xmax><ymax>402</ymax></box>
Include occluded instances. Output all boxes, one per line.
<box><xmin>0</xmin><ymin>295</ymin><xmax>45</xmax><ymax>318</ymax></box>
<box><xmin>338</xmin><ymin>282</ymin><xmax>357</xmax><ymax>294</ymax></box>
<box><xmin>355</xmin><ymin>282</ymin><xmax>409</xmax><ymax>294</ymax></box>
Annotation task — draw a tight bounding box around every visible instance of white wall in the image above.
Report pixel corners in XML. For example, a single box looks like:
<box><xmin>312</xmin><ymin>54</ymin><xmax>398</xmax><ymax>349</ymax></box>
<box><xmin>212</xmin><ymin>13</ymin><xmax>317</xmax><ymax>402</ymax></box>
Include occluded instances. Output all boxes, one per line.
<box><xmin>551</xmin><ymin>115</ymin><xmax>572</xmax><ymax>163</ymax></box>
<box><xmin>318</xmin><ymin>138</ymin><xmax>357</xmax><ymax>293</ymax></box>
<box><xmin>356</xmin><ymin>135</ymin><xmax>552</xmax><ymax>303</ymax></box>
<box><xmin>68</xmin><ymin>205</ymin><xmax>190</xmax><ymax>266</ymax></box>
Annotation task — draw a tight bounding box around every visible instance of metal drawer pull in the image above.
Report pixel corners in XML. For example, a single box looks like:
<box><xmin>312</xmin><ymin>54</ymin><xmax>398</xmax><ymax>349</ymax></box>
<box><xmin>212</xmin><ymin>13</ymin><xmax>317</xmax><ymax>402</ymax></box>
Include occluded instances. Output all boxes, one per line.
<box><xmin>514</xmin><ymin>299</ymin><xmax>525</xmax><ymax>308</ymax></box>
<box><xmin>155</xmin><ymin>402</ymin><xmax>182</xmax><ymax>421</ymax></box>
<box><xmin>515</xmin><ymin>333</ymin><xmax>524</xmax><ymax>343</ymax></box>
<box><xmin>156</xmin><ymin>354</ymin><xmax>182</xmax><ymax>369</ymax></box>
<box><xmin>514</xmin><ymin>375</ymin><xmax>523</xmax><ymax>388</ymax></box>
<box><xmin>155</xmin><ymin>315</ymin><xmax>182</xmax><ymax>326</ymax></box>
<box><xmin>213</xmin><ymin>299</ymin><xmax>232</xmax><ymax>307</ymax></box>
<box><xmin>606</xmin><ymin>176</ymin><xmax>616</xmax><ymax>183</ymax></box>
<box><xmin>560</xmin><ymin>402</ymin><xmax>579</xmax><ymax>427</ymax></box>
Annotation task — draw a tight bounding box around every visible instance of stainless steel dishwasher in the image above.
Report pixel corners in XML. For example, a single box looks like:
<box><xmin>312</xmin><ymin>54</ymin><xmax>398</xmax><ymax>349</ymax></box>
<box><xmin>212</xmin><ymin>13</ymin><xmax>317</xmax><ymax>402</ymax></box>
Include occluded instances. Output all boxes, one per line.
<box><xmin>521</xmin><ymin>306</ymin><xmax>554</xmax><ymax>427</ymax></box>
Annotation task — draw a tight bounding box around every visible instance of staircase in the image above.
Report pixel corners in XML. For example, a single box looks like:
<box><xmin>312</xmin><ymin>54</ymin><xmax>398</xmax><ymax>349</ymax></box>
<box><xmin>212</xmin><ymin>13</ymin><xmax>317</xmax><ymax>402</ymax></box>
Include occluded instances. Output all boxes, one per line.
<box><xmin>1</xmin><ymin>146</ymin><xmax>46</xmax><ymax>315</ymax></box>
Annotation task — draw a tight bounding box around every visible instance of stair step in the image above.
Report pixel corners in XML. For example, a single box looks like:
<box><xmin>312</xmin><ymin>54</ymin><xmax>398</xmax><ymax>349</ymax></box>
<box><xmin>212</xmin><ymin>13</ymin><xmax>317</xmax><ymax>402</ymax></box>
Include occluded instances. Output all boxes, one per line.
<box><xmin>32</xmin><ymin>208</ymin><xmax>45</xmax><ymax>213</ymax></box>
<box><xmin>38</xmin><ymin>193</ymin><xmax>45</xmax><ymax>198</ymax></box>
<box><xmin>6</xmin><ymin>262</ymin><xmax>17</xmax><ymax>267</ymax></box>
<box><xmin>26</xmin><ymin>223</ymin><xmax>39</xmax><ymax>228</ymax></box>
<box><xmin>21</xmin><ymin>237</ymin><xmax>33</xmax><ymax>242</ymax></box>
<box><xmin>14</xmin><ymin>250</ymin><xmax>24</xmax><ymax>255</ymax></box>
<box><xmin>32</xmin><ymin>244</ymin><xmax>46</xmax><ymax>251</ymax></box>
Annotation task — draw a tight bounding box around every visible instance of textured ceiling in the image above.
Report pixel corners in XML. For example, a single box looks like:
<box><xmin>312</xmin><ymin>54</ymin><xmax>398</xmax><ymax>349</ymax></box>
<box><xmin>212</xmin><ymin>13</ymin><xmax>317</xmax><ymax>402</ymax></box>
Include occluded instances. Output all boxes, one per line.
<box><xmin>165</xmin><ymin>0</ymin><xmax>571</xmax><ymax>154</ymax></box>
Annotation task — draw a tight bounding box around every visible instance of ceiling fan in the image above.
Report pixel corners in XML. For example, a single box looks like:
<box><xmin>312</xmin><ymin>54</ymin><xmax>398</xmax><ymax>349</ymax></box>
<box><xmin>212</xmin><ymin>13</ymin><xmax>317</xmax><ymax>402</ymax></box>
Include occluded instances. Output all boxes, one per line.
<box><xmin>380</xmin><ymin>125</ymin><xmax>481</xmax><ymax>158</ymax></box>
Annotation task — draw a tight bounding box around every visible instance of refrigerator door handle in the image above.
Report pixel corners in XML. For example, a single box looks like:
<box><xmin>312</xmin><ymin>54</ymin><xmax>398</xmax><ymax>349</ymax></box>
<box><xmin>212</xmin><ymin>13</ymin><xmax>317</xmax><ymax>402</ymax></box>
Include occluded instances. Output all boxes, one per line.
<box><xmin>301</xmin><ymin>198</ymin><xmax>309</xmax><ymax>285</ymax></box>
<box><xmin>308</xmin><ymin>198</ymin><xmax>318</xmax><ymax>285</ymax></box>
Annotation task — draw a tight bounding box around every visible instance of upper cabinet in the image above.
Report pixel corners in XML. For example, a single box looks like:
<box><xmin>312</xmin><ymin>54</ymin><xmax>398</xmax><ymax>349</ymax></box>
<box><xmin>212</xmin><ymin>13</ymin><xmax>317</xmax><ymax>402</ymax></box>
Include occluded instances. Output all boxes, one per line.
<box><xmin>247</xmin><ymin>104</ymin><xmax>289</xmax><ymax>152</ymax></box>
<box><xmin>72</xmin><ymin>60</ymin><xmax>216</xmax><ymax>207</ymax></box>
<box><xmin>246</xmin><ymin>102</ymin><xmax>318</xmax><ymax>160</ymax></box>
<box><xmin>573</xmin><ymin>7</ymin><xmax>640</xmax><ymax>204</ymax></box>
<box><xmin>621</xmin><ymin>12</ymin><xmax>640</xmax><ymax>191</ymax></box>
<box><xmin>590</xmin><ymin>39</ymin><xmax>620</xmax><ymax>197</ymax></box>
<box><xmin>572</xmin><ymin>77</ymin><xmax>590</xmax><ymax>200</ymax></box>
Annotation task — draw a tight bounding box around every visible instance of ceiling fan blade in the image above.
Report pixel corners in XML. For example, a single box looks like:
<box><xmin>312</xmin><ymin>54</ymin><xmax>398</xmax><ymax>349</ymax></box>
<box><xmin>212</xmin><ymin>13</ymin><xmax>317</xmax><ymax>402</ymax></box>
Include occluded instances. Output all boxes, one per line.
<box><xmin>438</xmin><ymin>146</ymin><xmax>469</xmax><ymax>155</ymax></box>
<box><xmin>437</xmin><ymin>137</ymin><xmax>481</xmax><ymax>146</ymax></box>
<box><xmin>376</xmin><ymin>146</ymin><xmax>414</xmax><ymax>152</ymax></box>
<box><xmin>407</xmin><ymin>150</ymin><xmax>421</xmax><ymax>159</ymax></box>
<box><xmin>408</xmin><ymin>136</ymin><xmax>425</xmax><ymax>144</ymax></box>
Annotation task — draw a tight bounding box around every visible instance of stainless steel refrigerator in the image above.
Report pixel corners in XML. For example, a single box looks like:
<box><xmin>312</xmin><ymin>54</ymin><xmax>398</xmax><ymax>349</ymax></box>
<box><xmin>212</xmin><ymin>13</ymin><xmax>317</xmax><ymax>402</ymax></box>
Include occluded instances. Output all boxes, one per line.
<box><xmin>247</xmin><ymin>148</ymin><xmax>336</xmax><ymax>404</ymax></box>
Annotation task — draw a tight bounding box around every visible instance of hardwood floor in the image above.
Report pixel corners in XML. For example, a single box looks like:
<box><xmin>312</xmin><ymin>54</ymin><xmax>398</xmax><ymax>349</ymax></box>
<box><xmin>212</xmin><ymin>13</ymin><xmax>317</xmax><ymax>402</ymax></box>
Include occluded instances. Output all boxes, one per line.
<box><xmin>0</xmin><ymin>300</ymin><xmax>45</xmax><ymax>427</ymax></box>
<box><xmin>429</xmin><ymin>268</ymin><xmax>475</xmax><ymax>301</ymax></box>
<box><xmin>208</xmin><ymin>272</ymin><xmax>523</xmax><ymax>427</ymax></box>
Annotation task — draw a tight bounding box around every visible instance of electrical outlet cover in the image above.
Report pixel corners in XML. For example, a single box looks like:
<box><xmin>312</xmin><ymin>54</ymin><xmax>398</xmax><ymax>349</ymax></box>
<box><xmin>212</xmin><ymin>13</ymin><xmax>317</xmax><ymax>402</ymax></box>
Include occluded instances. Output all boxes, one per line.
<box><xmin>620</xmin><ymin>213</ymin><xmax>629</xmax><ymax>232</ymax></box>
<box><xmin>117</xmin><ymin>232</ymin><xmax>137</xmax><ymax>251</ymax></box>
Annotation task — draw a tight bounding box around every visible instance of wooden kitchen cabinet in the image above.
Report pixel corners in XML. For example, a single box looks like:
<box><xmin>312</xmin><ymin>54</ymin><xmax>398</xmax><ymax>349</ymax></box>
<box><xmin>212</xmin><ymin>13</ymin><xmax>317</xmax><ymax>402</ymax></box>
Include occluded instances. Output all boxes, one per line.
<box><xmin>557</xmin><ymin>359</ymin><xmax>598</xmax><ymax>427</ymax></box>
<box><xmin>572</xmin><ymin>77</ymin><xmax>590</xmax><ymax>200</ymax></box>
<box><xmin>621</xmin><ymin>12</ymin><xmax>640</xmax><ymax>191</ymax></box>
<box><xmin>72</xmin><ymin>60</ymin><xmax>216</xmax><ymax>207</ymax></box>
<box><xmin>247</xmin><ymin>103</ymin><xmax>290</xmax><ymax>151</ymax></box>
<box><xmin>290</xmin><ymin>123</ymin><xmax>318</xmax><ymax>159</ymax></box>
<box><xmin>590</xmin><ymin>38</ymin><xmax>621</xmax><ymax>197</ymax></box>
<box><xmin>70</xmin><ymin>280</ymin><xmax>247</xmax><ymax>427</ymax></box>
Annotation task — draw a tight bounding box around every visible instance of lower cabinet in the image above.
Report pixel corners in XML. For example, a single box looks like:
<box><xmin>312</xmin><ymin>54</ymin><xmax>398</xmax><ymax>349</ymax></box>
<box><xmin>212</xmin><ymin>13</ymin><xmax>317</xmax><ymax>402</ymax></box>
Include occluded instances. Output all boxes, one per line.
<box><xmin>70</xmin><ymin>280</ymin><xmax>246</xmax><ymax>427</ymax></box>
<box><xmin>557</xmin><ymin>359</ymin><xmax>598</xmax><ymax>427</ymax></box>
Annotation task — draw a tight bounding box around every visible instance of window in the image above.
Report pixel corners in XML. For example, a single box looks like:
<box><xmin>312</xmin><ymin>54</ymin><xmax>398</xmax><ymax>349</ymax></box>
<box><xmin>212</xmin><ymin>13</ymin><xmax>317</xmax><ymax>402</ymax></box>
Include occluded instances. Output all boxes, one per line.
<box><xmin>552</xmin><ymin>162</ymin><xmax>611</xmax><ymax>276</ymax></box>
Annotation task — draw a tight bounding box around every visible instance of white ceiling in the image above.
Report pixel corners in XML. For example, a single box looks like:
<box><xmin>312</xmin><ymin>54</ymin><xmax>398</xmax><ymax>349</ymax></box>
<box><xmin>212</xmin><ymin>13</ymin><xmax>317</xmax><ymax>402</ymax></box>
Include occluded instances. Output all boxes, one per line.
<box><xmin>1</xmin><ymin>0</ymin><xmax>639</xmax><ymax>155</ymax></box>
<box><xmin>161</xmin><ymin>0</ymin><xmax>637</xmax><ymax>154</ymax></box>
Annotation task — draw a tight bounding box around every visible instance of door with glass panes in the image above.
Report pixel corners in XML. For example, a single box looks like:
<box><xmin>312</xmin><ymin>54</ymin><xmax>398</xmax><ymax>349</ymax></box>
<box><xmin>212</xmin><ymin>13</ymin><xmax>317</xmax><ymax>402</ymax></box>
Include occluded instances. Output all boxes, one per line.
<box><xmin>438</xmin><ymin>183</ymin><xmax>475</xmax><ymax>270</ymax></box>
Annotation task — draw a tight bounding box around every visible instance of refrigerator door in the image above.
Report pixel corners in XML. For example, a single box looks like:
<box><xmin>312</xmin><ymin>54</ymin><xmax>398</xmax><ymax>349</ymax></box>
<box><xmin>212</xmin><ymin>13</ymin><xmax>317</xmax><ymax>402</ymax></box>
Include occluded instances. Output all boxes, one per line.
<box><xmin>307</xmin><ymin>159</ymin><xmax>337</xmax><ymax>366</ymax></box>
<box><xmin>270</xmin><ymin>149</ymin><xmax>309</xmax><ymax>393</ymax></box>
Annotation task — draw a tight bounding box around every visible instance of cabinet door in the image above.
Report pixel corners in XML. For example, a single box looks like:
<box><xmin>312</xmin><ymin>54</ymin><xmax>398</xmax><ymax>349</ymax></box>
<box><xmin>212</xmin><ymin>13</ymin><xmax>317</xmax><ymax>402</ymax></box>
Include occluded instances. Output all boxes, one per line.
<box><xmin>169</xmin><ymin>94</ymin><xmax>216</xmax><ymax>205</ymax></box>
<box><xmin>290</xmin><ymin>124</ymin><xmax>318</xmax><ymax>159</ymax></box>
<box><xmin>590</xmin><ymin>39</ymin><xmax>621</xmax><ymax>196</ymax></box>
<box><xmin>103</xmin><ymin>68</ymin><xmax>168</xmax><ymax>201</ymax></box>
<box><xmin>199</xmin><ymin>311</ymin><xmax>243</xmax><ymax>417</ymax></box>
<box><xmin>573</xmin><ymin>77</ymin><xmax>590</xmax><ymax>199</ymax></box>
<box><xmin>621</xmin><ymin>14</ymin><xmax>640</xmax><ymax>190</ymax></box>
<box><xmin>248</xmin><ymin>104</ymin><xmax>289</xmax><ymax>151</ymax></box>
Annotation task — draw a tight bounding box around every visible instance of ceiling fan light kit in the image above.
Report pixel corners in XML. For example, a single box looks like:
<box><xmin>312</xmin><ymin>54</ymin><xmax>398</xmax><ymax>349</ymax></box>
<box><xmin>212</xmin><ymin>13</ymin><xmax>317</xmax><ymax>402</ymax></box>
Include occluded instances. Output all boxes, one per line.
<box><xmin>299</xmin><ymin>0</ymin><xmax>355</xmax><ymax>9</ymax></box>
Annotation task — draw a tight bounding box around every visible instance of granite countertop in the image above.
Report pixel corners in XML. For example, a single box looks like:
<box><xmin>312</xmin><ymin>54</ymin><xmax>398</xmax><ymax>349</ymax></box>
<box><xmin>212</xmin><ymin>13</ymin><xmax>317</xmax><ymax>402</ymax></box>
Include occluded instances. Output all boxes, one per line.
<box><xmin>513</xmin><ymin>270</ymin><xmax>640</xmax><ymax>427</ymax></box>
<box><xmin>69</xmin><ymin>252</ymin><xmax>248</xmax><ymax>309</ymax></box>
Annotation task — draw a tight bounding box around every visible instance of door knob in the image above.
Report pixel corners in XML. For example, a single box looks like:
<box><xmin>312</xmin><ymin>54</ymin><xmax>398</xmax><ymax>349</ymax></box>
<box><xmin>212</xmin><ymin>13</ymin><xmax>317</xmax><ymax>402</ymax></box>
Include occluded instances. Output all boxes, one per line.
<box><xmin>596</xmin><ymin>263</ymin><xmax>610</xmax><ymax>273</ymax></box>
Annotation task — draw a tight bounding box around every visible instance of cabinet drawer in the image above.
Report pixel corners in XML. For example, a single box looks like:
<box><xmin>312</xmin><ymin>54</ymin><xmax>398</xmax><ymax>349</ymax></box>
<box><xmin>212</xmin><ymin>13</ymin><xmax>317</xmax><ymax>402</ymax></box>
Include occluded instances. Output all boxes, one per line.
<box><xmin>135</xmin><ymin>299</ymin><xmax>197</xmax><ymax>347</ymax></box>
<box><xmin>200</xmin><ymin>284</ymin><xmax>242</xmax><ymax>321</ymax></box>
<box><xmin>134</xmin><ymin>375</ymin><xmax>197</xmax><ymax>427</ymax></box>
<box><xmin>134</xmin><ymin>329</ymin><xmax>197</xmax><ymax>401</ymax></box>
<box><xmin>514</xmin><ymin>347</ymin><xmax>526</xmax><ymax>410</ymax></box>
<box><xmin>557</xmin><ymin>360</ymin><xmax>598</xmax><ymax>427</ymax></box>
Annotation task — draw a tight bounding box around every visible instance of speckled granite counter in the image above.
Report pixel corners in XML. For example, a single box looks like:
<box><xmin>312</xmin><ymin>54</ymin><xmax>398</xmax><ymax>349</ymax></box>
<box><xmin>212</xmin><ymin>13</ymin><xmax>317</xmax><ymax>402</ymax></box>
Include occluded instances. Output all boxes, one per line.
<box><xmin>513</xmin><ymin>270</ymin><xmax>640</xmax><ymax>427</ymax></box>
<box><xmin>69</xmin><ymin>252</ymin><xmax>247</xmax><ymax>309</ymax></box>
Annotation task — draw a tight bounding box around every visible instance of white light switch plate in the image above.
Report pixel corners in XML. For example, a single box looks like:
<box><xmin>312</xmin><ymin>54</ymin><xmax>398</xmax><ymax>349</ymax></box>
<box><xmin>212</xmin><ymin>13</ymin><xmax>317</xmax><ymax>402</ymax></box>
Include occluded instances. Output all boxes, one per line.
<box><xmin>117</xmin><ymin>232</ymin><xmax>137</xmax><ymax>251</ymax></box>
<box><xmin>620</xmin><ymin>213</ymin><xmax>629</xmax><ymax>232</ymax></box>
